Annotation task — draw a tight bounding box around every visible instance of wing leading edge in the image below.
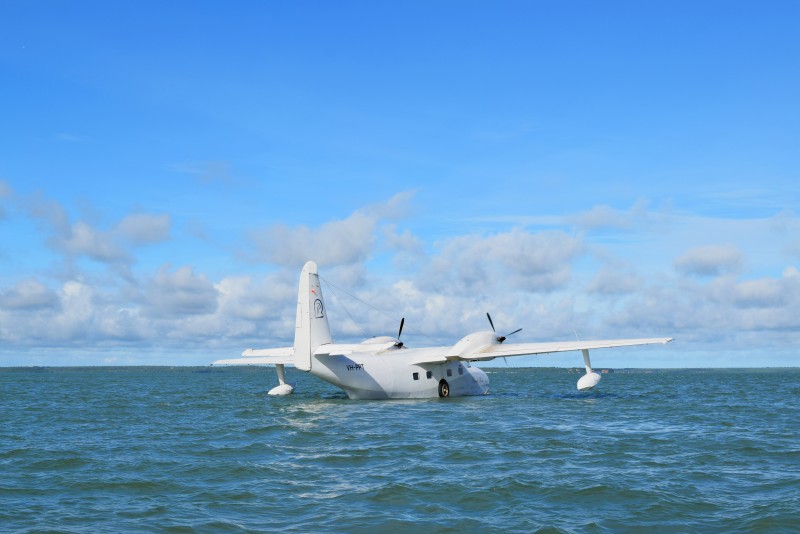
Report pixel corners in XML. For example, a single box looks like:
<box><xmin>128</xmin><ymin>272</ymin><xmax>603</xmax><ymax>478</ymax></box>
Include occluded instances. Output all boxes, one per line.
<box><xmin>410</xmin><ymin>337</ymin><xmax>673</xmax><ymax>365</ymax></box>
<box><xmin>211</xmin><ymin>347</ymin><xmax>294</xmax><ymax>366</ymax></box>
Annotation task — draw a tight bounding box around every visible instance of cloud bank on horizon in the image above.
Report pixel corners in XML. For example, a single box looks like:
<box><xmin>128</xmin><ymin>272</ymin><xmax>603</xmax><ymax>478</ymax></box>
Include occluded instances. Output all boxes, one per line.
<box><xmin>2</xmin><ymin>185</ymin><xmax>798</xmax><ymax>367</ymax></box>
<box><xmin>1</xmin><ymin>2</ymin><xmax>798</xmax><ymax>367</ymax></box>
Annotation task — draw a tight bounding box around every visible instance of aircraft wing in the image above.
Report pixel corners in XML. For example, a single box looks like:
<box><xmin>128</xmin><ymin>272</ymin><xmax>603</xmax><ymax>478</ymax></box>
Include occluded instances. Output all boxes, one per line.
<box><xmin>465</xmin><ymin>337</ymin><xmax>673</xmax><ymax>361</ymax></box>
<box><xmin>410</xmin><ymin>337</ymin><xmax>672</xmax><ymax>365</ymax></box>
<box><xmin>211</xmin><ymin>347</ymin><xmax>294</xmax><ymax>366</ymax></box>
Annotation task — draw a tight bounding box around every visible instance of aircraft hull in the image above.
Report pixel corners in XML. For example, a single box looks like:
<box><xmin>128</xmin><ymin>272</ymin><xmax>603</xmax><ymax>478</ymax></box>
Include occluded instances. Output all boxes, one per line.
<box><xmin>310</xmin><ymin>353</ymin><xmax>490</xmax><ymax>399</ymax></box>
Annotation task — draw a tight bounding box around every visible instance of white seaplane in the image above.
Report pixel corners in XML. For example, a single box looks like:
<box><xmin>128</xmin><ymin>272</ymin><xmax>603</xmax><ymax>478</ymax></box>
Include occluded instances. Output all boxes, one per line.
<box><xmin>211</xmin><ymin>261</ymin><xmax>672</xmax><ymax>399</ymax></box>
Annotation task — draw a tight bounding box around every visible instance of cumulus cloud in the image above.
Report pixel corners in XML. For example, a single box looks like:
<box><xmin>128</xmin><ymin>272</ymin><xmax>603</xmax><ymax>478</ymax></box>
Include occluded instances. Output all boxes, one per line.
<box><xmin>674</xmin><ymin>245</ymin><xmax>743</xmax><ymax>277</ymax></box>
<box><xmin>252</xmin><ymin>211</ymin><xmax>376</xmax><ymax>267</ymax></box>
<box><xmin>0</xmin><ymin>278</ymin><xmax>59</xmax><ymax>310</ymax></box>
<box><xmin>147</xmin><ymin>266</ymin><xmax>218</xmax><ymax>316</ymax></box>
<box><xmin>25</xmin><ymin>190</ymin><xmax>71</xmax><ymax>234</ymax></box>
<box><xmin>115</xmin><ymin>213</ymin><xmax>171</xmax><ymax>245</ymax></box>
<box><xmin>53</xmin><ymin>213</ymin><xmax>171</xmax><ymax>264</ymax></box>
<box><xmin>56</xmin><ymin>220</ymin><xmax>128</xmax><ymax>263</ymax></box>
<box><xmin>248</xmin><ymin>191</ymin><xmax>415</xmax><ymax>268</ymax></box>
<box><xmin>731</xmin><ymin>278</ymin><xmax>787</xmax><ymax>308</ymax></box>
<box><xmin>20</xmin><ymin>191</ymin><xmax>171</xmax><ymax>267</ymax></box>
<box><xmin>602</xmin><ymin>265</ymin><xmax>800</xmax><ymax>350</ymax></box>
<box><xmin>587</xmin><ymin>267</ymin><xmax>640</xmax><ymax>295</ymax></box>
<box><xmin>568</xmin><ymin>199</ymin><xmax>653</xmax><ymax>231</ymax></box>
<box><xmin>381</xmin><ymin>224</ymin><xmax>425</xmax><ymax>270</ymax></box>
<box><xmin>0</xmin><ymin>267</ymin><xmax>299</xmax><ymax>351</ymax></box>
<box><xmin>421</xmin><ymin>229</ymin><xmax>583</xmax><ymax>294</ymax></box>
<box><xmin>4</xmin><ymin>187</ymin><xmax>800</xmax><ymax>365</ymax></box>
<box><xmin>382</xmin><ymin>224</ymin><xmax>424</xmax><ymax>254</ymax></box>
<box><xmin>57</xmin><ymin>280</ymin><xmax>94</xmax><ymax>329</ymax></box>
<box><xmin>217</xmin><ymin>271</ymin><xmax>296</xmax><ymax>319</ymax></box>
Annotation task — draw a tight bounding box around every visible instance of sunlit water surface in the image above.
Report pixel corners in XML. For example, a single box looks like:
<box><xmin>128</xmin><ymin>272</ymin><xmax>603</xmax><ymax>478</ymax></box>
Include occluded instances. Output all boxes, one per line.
<box><xmin>1</xmin><ymin>367</ymin><xmax>798</xmax><ymax>533</ymax></box>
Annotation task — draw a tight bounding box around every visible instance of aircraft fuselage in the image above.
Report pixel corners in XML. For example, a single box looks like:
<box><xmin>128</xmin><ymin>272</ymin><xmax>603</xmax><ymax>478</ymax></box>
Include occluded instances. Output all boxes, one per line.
<box><xmin>310</xmin><ymin>346</ymin><xmax>490</xmax><ymax>399</ymax></box>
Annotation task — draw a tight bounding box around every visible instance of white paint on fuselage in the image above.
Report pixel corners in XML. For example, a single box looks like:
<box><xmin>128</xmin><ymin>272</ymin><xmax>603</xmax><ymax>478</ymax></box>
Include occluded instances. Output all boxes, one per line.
<box><xmin>309</xmin><ymin>346</ymin><xmax>490</xmax><ymax>399</ymax></box>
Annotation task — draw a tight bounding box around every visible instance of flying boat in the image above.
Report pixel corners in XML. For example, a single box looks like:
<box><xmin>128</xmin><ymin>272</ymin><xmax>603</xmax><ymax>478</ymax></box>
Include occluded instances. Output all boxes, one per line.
<box><xmin>211</xmin><ymin>261</ymin><xmax>672</xmax><ymax>399</ymax></box>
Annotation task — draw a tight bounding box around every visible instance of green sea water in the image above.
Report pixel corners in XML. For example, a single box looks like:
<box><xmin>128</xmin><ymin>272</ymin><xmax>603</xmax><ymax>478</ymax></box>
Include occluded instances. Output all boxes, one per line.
<box><xmin>1</xmin><ymin>367</ymin><xmax>798</xmax><ymax>533</ymax></box>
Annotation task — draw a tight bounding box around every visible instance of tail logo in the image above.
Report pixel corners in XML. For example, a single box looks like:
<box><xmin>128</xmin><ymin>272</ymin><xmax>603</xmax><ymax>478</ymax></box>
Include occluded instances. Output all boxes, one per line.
<box><xmin>314</xmin><ymin>299</ymin><xmax>324</xmax><ymax>318</ymax></box>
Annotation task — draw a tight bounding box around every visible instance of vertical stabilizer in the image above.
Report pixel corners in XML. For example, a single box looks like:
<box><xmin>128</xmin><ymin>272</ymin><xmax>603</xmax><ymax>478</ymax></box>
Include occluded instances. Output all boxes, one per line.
<box><xmin>293</xmin><ymin>261</ymin><xmax>332</xmax><ymax>371</ymax></box>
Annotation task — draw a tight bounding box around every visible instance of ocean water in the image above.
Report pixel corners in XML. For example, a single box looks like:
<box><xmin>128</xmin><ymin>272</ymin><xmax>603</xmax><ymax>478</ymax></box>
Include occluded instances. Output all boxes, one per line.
<box><xmin>1</xmin><ymin>367</ymin><xmax>798</xmax><ymax>533</ymax></box>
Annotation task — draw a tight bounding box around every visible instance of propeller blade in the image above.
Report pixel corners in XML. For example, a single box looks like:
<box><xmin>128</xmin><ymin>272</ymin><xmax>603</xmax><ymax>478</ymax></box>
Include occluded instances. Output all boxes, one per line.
<box><xmin>394</xmin><ymin>317</ymin><xmax>405</xmax><ymax>348</ymax></box>
<box><xmin>488</xmin><ymin>312</ymin><xmax>521</xmax><ymax>343</ymax></box>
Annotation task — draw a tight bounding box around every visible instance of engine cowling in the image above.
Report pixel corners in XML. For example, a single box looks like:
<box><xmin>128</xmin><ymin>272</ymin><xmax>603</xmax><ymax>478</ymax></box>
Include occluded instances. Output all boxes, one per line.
<box><xmin>446</xmin><ymin>331</ymin><xmax>496</xmax><ymax>359</ymax></box>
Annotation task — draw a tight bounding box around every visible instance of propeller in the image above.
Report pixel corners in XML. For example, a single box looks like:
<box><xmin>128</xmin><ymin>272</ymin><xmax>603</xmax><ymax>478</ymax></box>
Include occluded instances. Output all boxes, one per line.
<box><xmin>394</xmin><ymin>317</ymin><xmax>405</xmax><ymax>348</ymax></box>
<box><xmin>486</xmin><ymin>313</ymin><xmax>522</xmax><ymax>343</ymax></box>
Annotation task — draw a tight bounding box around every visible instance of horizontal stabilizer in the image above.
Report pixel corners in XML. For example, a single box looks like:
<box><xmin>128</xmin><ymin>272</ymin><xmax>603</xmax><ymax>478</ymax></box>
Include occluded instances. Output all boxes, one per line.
<box><xmin>211</xmin><ymin>346</ymin><xmax>294</xmax><ymax>366</ymax></box>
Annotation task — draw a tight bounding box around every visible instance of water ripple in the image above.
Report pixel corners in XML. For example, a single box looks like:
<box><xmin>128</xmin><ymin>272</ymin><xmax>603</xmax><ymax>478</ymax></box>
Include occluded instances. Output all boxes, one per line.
<box><xmin>1</xmin><ymin>367</ymin><xmax>799</xmax><ymax>532</ymax></box>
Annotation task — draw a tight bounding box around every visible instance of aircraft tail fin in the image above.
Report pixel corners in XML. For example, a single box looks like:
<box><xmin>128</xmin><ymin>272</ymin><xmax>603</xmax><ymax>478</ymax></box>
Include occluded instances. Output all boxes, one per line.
<box><xmin>293</xmin><ymin>261</ymin><xmax>332</xmax><ymax>371</ymax></box>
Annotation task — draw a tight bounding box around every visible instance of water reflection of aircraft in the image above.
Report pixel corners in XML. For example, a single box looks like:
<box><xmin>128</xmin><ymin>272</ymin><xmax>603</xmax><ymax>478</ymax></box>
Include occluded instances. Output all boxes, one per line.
<box><xmin>212</xmin><ymin>261</ymin><xmax>672</xmax><ymax>399</ymax></box>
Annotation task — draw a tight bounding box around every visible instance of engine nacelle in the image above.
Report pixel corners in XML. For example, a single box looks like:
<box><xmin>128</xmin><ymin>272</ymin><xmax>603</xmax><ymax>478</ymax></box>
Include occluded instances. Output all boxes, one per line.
<box><xmin>447</xmin><ymin>331</ymin><xmax>496</xmax><ymax>359</ymax></box>
<box><xmin>360</xmin><ymin>336</ymin><xmax>396</xmax><ymax>345</ymax></box>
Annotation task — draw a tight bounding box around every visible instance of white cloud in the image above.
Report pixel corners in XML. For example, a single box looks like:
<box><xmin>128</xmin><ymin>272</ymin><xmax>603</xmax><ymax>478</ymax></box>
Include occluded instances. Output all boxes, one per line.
<box><xmin>56</xmin><ymin>220</ymin><xmax>128</xmax><ymax>263</ymax></box>
<box><xmin>25</xmin><ymin>190</ymin><xmax>71</xmax><ymax>235</ymax></box>
<box><xmin>115</xmin><ymin>213</ymin><xmax>171</xmax><ymax>245</ymax></box>
<box><xmin>587</xmin><ymin>267</ymin><xmax>640</xmax><ymax>295</ymax></box>
<box><xmin>568</xmin><ymin>199</ymin><xmax>652</xmax><ymax>231</ymax></box>
<box><xmin>147</xmin><ymin>265</ymin><xmax>218</xmax><ymax>316</ymax></box>
<box><xmin>20</xmin><ymin>191</ymin><xmax>171</xmax><ymax>267</ymax></box>
<box><xmin>674</xmin><ymin>245</ymin><xmax>743</xmax><ymax>277</ymax></box>
<box><xmin>422</xmin><ymin>229</ymin><xmax>583</xmax><ymax>294</ymax></box>
<box><xmin>381</xmin><ymin>224</ymin><xmax>424</xmax><ymax>254</ymax></box>
<box><xmin>0</xmin><ymin>278</ymin><xmax>59</xmax><ymax>310</ymax></box>
<box><xmin>2</xmin><ymin>188</ymin><xmax>800</xmax><ymax>366</ymax></box>
<box><xmin>731</xmin><ymin>278</ymin><xmax>787</xmax><ymax>308</ymax></box>
<box><xmin>602</xmin><ymin>266</ymin><xmax>800</xmax><ymax>350</ymax></box>
<box><xmin>216</xmin><ymin>271</ymin><xmax>295</xmax><ymax>321</ymax></box>
<box><xmin>253</xmin><ymin>211</ymin><xmax>376</xmax><ymax>267</ymax></box>
<box><xmin>57</xmin><ymin>280</ymin><xmax>95</xmax><ymax>330</ymax></box>
<box><xmin>248</xmin><ymin>191</ymin><xmax>415</xmax><ymax>268</ymax></box>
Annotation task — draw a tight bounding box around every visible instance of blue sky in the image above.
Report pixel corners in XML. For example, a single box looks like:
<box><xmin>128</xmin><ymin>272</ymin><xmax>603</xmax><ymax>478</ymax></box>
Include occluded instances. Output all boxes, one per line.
<box><xmin>1</xmin><ymin>1</ymin><xmax>798</xmax><ymax>367</ymax></box>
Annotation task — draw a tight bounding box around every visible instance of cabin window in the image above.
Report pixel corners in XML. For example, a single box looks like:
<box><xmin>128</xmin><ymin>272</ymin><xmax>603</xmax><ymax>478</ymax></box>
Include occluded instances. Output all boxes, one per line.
<box><xmin>426</xmin><ymin>371</ymin><xmax>433</xmax><ymax>379</ymax></box>
<box><xmin>412</xmin><ymin>372</ymin><xmax>419</xmax><ymax>380</ymax></box>
<box><xmin>458</xmin><ymin>366</ymin><xmax>464</xmax><ymax>375</ymax></box>
<box><xmin>447</xmin><ymin>369</ymin><xmax>452</xmax><ymax>377</ymax></box>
